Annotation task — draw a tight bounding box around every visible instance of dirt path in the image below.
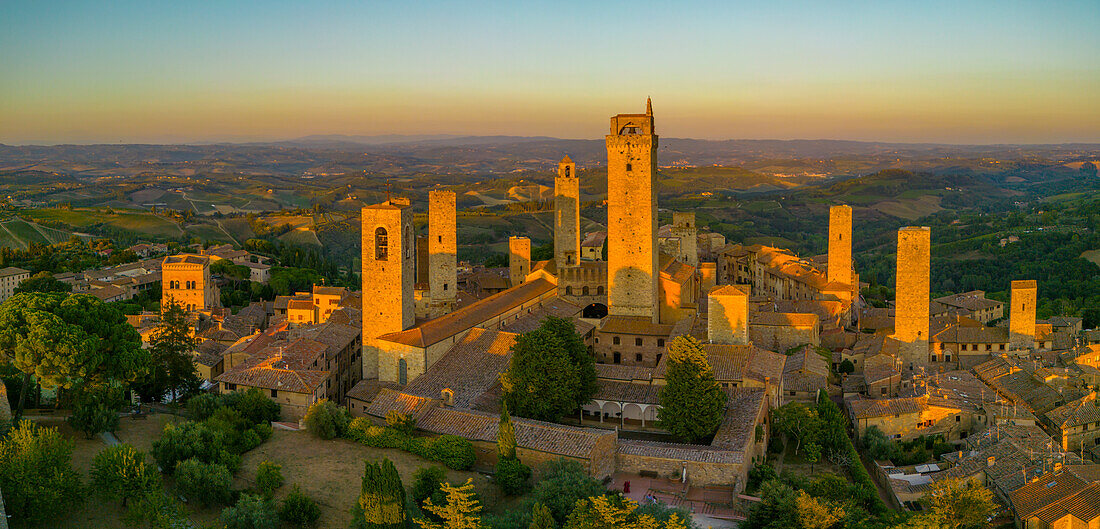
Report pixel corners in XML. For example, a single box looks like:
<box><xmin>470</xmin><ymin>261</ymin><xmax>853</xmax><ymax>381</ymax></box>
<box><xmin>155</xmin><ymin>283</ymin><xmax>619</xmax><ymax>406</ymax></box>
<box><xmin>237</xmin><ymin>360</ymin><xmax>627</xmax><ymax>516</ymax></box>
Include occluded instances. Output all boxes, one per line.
<box><xmin>213</xmin><ymin>218</ymin><xmax>239</xmax><ymax>246</ymax></box>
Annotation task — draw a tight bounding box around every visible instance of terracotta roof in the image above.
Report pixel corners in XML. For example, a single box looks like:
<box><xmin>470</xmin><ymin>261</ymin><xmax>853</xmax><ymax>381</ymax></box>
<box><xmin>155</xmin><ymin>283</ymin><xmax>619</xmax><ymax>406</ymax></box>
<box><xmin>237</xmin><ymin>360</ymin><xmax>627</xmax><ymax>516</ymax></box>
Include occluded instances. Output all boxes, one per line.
<box><xmin>501</xmin><ymin>298</ymin><xmax>591</xmax><ymax>335</ymax></box>
<box><xmin>1048</xmin><ymin>395</ymin><xmax>1100</xmax><ymax>429</ymax></box>
<box><xmin>863</xmin><ymin>353</ymin><xmax>901</xmax><ymax>385</ymax></box>
<box><xmin>660</xmin><ymin>258</ymin><xmax>695</xmax><ymax>284</ymax></box>
<box><xmin>216</xmin><ymin>338</ymin><xmax>330</xmax><ymax>394</ymax></box>
<box><xmin>654</xmin><ymin>343</ymin><xmax>785</xmax><ymax>384</ymax></box>
<box><xmin>194</xmin><ymin>340</ymin><xmax>228</xmax><ymax>367</ymax></box>
<box><xmin>782</xmin><ymin>347</ymin><xmax>829</xmax><ymax>393</ymax></box>
<box><xmin>933</xmin><ymin>292</ymin><xmax>1003</xmax><ymax>312</ymax></box>
<box><xmin>932</xmin><ymin>323</ymin><xmax>1009</xmax><ymax>344</ymax></box>
<box><xmin>710</xmin><ymin>284</ymin><xmax>751</xmax><ymax>297</ymax></box>
<box><xmin>581</xmin><ymin>232</ymin><xmax>606</xmax><ymax>248</ymax></box>
<box><xmin>848</xmin><ymin>396</ymin><xmax>926</xmax><ymax>419</ymax></box>
<box><xmin>377</xmin><ymin>278</ymin><xmax>555</xmax><ymax>348</ymax></box>
<box><xmin>163</xmin><ymin>254</ymin><xmax>208</xmax><ymax>266</ymax></box>
<box><xmin>346</xmin><ymin>379</ymin><xmax>402</xmax><ymax>403</ymax></box>
<box><xmin>592</xmin><ymin>380</ymin><xmax>660</xmax><ymax>404</ymax></box>
<box><xmin>1011</xmin><ymin>467</ymin><xmax>1100</xmax><ymax>523</ymax></box>
<box><xmin>415</xmin><ymin>406</ymin><xmax>615</xmax><ymax>459</ymax></box>
<box><xmin>287</xmin><ymin>299</ymin><xmax>314</xmax><ymax>311</ymax></box>
<box><xmin>364</xmin><ymin>388</ymin><xmax>437</xmax><ymax>419</ymax></box>
<box><xmin>618</xmin><ymin>440</ymin><xmax>744</xmax><ymax>464</ymax></box>
<box><xmin>599</xmin><ymin>315</ymin><xmax>674</xmax><ymax>337</ymax></box>
<box><xmin>402</xmin><ymin>328</ymin><xmax>517</xmax><ymax>408</ymax></box>
<box><xmin>712</xmin><ymin>387</ymin><xmax>767</xmax><ymax>451</ymax></box>
<box><xmin>312</xmin><ymin>285</ymin><xmax>346</xmax><ymax>297</ymax></box>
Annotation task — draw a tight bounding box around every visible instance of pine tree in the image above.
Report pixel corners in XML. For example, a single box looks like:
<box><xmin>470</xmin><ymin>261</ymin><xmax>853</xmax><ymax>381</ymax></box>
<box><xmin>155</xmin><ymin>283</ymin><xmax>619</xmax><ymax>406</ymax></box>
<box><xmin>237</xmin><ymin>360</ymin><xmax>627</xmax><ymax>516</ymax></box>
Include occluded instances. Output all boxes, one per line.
<box><xmin>528</xmin><ymin>503</ymin><xmax>556</xmax><ymax>529</ymax></box>
<box><xmin>657</xmin><ymin>335</ymin><xmax>728</xmax><ymax>443</ymax></box>
<box><xmin>416</xmin><ymin>478</ymin><xmax>482</xmax><ymax>529</ymax></box>
<box><xmin>354</xmin><ymin>459</ymin><xmax>407</xmax><ymax>529</ymax></box>
<box><xmin>497</xmin><ymin>403</ymin><xmax>517</xmax><ymax>460</ymax></box>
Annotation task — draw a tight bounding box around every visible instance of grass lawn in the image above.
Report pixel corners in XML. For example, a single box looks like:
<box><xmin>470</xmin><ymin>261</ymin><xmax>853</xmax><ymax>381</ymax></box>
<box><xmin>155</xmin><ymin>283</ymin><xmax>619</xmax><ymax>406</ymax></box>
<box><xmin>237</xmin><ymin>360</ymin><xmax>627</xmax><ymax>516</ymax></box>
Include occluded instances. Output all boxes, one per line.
<box><xmin>239</xmin><ymin>429</ymin><xmax>521</xmax><ymax>529</ymax></box>
<box><xmin>1082</xmin><ymin>249</ymin><xmax>1100</xmax><ymax>267</ymax></box>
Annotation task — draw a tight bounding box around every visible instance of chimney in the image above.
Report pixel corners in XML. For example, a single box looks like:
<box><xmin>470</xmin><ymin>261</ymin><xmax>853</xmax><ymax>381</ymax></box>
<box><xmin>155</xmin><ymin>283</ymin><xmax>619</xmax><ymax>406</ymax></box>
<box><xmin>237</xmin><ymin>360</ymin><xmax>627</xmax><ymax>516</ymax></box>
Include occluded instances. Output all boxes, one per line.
<box><xmin>987</xmin><ymin>456</ymin><xmax>995</xmax><ymax>468</ymax></box>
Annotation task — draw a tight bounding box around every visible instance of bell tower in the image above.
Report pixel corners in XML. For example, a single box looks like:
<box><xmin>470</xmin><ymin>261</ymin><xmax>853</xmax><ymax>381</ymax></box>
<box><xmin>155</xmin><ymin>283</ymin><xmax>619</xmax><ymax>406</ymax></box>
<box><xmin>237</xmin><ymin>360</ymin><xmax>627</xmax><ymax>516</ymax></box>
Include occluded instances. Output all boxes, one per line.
<box><xmin>606</xmin><ymin>98</ymin><xmax>659</xmax><ymax>322</ymax></box>
<box><xmin>555</xmin><ymin>156</ymin><xmax>581</xmax><ymax>269</ymax></box>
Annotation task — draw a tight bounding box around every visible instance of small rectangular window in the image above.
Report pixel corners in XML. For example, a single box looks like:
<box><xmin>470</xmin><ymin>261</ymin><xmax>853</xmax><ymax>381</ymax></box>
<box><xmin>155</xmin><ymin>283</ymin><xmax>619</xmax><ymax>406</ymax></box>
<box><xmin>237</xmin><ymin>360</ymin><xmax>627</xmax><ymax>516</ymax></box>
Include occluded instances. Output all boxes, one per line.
<box><xmin>657</xmin><ymin>339</ymin><xmax>665</xmax><ymax>347</ymax></box>
<box><xmin>271</xmin><ymin>389</ymin><xmax>278</xmax><ymax>398</ymax></box>
<box><xmin>635</xmin><ymin>353</ymin><xmax>643</xmax><ymax>362</ymax></box>
<box><xmin>635</xmin><ymin>338</ymin><xmax>643</xmax><ymax>347</ymax></box>
<box><xmin>613</xmin><ymin>336</ymin><xmax>620</xmax><ymax>345</ymax></box>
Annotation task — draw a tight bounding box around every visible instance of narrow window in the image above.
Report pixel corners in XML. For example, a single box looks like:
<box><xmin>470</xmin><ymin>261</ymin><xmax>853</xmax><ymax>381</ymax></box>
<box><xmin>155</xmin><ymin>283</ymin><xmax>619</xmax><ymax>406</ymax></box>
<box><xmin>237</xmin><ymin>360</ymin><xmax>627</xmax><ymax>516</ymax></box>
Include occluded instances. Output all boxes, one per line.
<box><xmin>375</xmin><ymin>227</ymin><xmax>389</xmax><ymax>261</ymax></box>
<box><xmin>626</xmin><ymin>163</ymin><xmax>632</xmax><ymax>172</ymax></box>
<box><xmin>635</xmin><ymin>338</ymin><xmax>643</xmax><ymax>347</ymax></box>
<box><xmin>398</xmin><ymin>358</ymin><xmax>408</xmax><ymax>385</ymax></box>
<box><xmin>613</xmin><ymin>336</ymin><xmax>621</xmax><ymax>345</ymax></box>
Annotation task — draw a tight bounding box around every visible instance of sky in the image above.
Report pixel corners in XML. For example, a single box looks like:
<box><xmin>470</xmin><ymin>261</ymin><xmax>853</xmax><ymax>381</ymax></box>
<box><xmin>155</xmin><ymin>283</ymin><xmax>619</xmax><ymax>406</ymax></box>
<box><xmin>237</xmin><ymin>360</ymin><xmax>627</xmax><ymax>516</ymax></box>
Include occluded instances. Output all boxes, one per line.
<box><xmin>1</xmin><ymin>0</ymin><xmax>1098</xmax><ymax>145</ymax></box>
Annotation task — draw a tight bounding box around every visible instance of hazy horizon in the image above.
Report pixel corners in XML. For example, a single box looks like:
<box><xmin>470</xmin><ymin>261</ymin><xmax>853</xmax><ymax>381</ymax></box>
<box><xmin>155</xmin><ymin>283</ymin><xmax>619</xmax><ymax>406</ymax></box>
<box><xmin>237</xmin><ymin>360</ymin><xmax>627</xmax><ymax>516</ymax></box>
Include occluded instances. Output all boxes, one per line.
<box><xmin>2</xmin><ymin>1</ymin><xmax>1098</xmax><ymax>145</ymax></box>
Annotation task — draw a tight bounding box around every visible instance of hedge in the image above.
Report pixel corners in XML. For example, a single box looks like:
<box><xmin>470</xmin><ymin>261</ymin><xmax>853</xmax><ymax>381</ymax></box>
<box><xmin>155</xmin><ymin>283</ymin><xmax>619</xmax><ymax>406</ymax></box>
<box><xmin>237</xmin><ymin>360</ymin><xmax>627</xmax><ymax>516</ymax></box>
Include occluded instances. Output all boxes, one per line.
<box><xmin>346</xmin><ymin>418</ymin><xmax>475</xmax><ymax>470</ymax></box>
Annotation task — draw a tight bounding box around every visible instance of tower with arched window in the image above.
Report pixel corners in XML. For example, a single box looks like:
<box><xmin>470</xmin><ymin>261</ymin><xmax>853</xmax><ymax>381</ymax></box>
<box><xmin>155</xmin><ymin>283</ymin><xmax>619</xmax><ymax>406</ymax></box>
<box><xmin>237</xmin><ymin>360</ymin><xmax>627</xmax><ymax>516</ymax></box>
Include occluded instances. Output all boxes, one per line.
<box><xmin>361</xmin><ymin>199</ymin><xmax>415</xmax><ymax>379</ymax></box>
<box><xmin>606</xmin><ymin>98</ymin><xmax>659</xmax><ymax>322</ymax></box>
<box><xmin>555</xmin><ymin>155</ymin><xmax>580</xmax><ymax>269</ymax></box>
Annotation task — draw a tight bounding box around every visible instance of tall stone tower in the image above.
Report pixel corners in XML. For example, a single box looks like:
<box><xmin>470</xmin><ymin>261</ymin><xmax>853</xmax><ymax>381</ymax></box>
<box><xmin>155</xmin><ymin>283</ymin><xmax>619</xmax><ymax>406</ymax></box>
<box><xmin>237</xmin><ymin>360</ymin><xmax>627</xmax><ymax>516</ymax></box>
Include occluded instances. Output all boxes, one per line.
<box><xmin>672</xmin><ymin>212</ymin><xmax>698</xmax><ymax>267</ymax></box>
<box><xmin>607</xmin><ymin>98</ymin><xmax>659</xmax><ymax>322</ymax></box>
<box><xmin>361</xmin><ymin>199</ymin><xmax>415</xmax><ymax>378</ymax></box>
<box><xmin>708</xmin><ymin>284</ymin><xmax>750</xmax><ymax>345</ymax></box>
<box><xmin>509</xmin><ymin>236</ymin><xmax>530</xmax><ymax>287</ymax></box>
<box><xmin>828</xmin><ymin>205</ymin><xmax>852</xmax><ymax>286</ymax></box>
<box><xmin>894</xmin><ymin>226</ymin><xmax>931</xmax><ymax>370</ymax></box>
<box><xmin>428</xmin><ymin>190</ymin><xmax>457</xmax><ymax>319</ymax></box>
<box><xmin>1009</xmin><ymin>280</ymin><xmax>1037</xmax><ymax>350</ymax></box>
<box><xmin>555</xmin><ymin>156</ymin><xmax>581</xmax><ymax>269</ymax></box>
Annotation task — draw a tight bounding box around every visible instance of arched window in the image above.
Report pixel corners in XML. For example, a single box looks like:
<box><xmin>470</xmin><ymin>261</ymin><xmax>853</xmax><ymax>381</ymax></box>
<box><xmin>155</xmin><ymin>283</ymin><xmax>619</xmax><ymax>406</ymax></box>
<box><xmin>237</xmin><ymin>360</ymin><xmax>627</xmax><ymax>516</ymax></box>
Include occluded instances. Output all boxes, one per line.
<box><xmin>563</xmin><ymin>166</ymin><xmax>570</xmax><ymax>177</ymax></box>
<box><xmin>375</xmin><ymin>227</ymin><xmax>388</xmax><ymax>261</ymax></box>
<box><xmin>597</xmin><ymin>286</ymin><xmax>605</xmax><ymax>295</ymax></box>
<box><xmin>398</xmin><ymin>358</ymin><xmax>408</xmax><ymax>385</ymax></box>
<box><xmin>582</xmin><ymin>286</ymin><xmax>590</xmax><ymax>296</ymax></box>
<box><xmin>565</xmin><ymin>286</ymin><xmax>573</xmax><ymax>296</ymax></box>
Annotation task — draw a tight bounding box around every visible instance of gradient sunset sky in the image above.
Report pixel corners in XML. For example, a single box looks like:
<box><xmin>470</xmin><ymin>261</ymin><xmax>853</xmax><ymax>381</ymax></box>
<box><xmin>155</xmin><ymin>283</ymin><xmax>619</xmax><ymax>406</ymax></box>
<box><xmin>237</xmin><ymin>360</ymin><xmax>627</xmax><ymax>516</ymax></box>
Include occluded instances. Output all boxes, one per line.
<box><xmin>2</xmin><ymin>1</ymin><xmax>1098</xmax><ymax>145</ymax></box>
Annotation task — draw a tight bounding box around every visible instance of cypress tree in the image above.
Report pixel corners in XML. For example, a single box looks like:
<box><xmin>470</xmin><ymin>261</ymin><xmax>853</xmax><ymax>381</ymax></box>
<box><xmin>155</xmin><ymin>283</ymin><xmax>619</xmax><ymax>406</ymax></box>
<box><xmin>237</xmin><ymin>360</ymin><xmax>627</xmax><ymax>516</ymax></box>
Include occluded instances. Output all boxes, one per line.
<box><xmin>355</xmin><ymin>458</ymin><xmax>407</xmax><ymax>529</ymax></box>
<box><xmin>528</xmin><ymin>503</ymin><xmax>556</xmax><ymax>529</ymax></box>
<box><xmin>497</xmin><ymin>403</ymin><xmax>517</xmax><ymax>460</ymax></box>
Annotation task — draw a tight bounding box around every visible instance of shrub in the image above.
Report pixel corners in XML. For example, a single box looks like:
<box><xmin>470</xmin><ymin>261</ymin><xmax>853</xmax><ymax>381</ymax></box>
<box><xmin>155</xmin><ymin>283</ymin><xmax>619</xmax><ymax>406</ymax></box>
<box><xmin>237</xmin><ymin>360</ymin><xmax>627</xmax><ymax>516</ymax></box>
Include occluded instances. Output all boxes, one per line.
<box><xmin>153</xmin><ymin>421</ymin><xmax>241</xmax><ymax>474</ymax></box>
<box><xmin>175</xmin><ymin>458</ymin><xmax>233</xmax><ymax>507</ymax></box>
<box><xmin>385</xmin><ymin>410</ymin><xmax>416</xmax><ymax>436</ymax></box>
<box><xmin>746</xmin><ymin>463</ymin><xmax>778</xmax><ymax>495</ymax></box>
<box><xmin>221</xmin><ymin>493</ymin><xmax>279</xmax><ymax>529</ymax></box>
<box><xmin>838</xmin><ymin>359</ymin><xmax>855</xmax><ymax>374</ymax></box>
<box><xmin>90</xmin><ymin>444</ymin><xmax>160</xmax><ymax>505</ymax></box>
<box><xmin>256</xmin><ymin>460</ymin><xmax>284</xmax><ymax>498</ymax></box>
<box><xmin>125</xmin><ymin>491</ymin><xmax>189</xmax><ymax>529</ymax></box>
<box><xmin>279</xmin><ymin>484</ymin><xmax>321</xmax><ymax>528</ymax></box>
<box><xmin>304</xmin><ymin>399</ymin><xmax>341</xmax><ymax>440</ymax></box>
<box><xmin>767</xmin><ymin>435</ymin><xmax>785</xmax><ymax>454</ymax></box>
<box><xmin>495</xmin><ymin>457</ymin><xmax>532</xmax><ymax>495</ymax></box>
<box><xmin>424</xmin><ymin>435</ymin><xmax>476</xmax><ymax>470</ymax></box>
<box><xmin>68</xmin><ymin>398</ymin><xmax>120</xmax><ymax>439</ymax></box>
<box><xmin>222</xmin><ymin>388</ymin><xmax>281</xmax><ymax>425</ymax></box>
<box><xmin>532</xmin><ymin>459</ymin><xmax>605</xmax><ymax>524</ymax></box>
<box><xmin>410</xmin><ymin>466</ymin><xmax>448</xmax><ymax>507</ymax></box>
<box><xmin>187</xmin><ymin>392</ymin><xmax>222</xmax><ymax>420</ymax></box>
<box><xmin>0</xmin><ymin>420</ymin><xmax>84</xmax><ymax>526</ymax></box>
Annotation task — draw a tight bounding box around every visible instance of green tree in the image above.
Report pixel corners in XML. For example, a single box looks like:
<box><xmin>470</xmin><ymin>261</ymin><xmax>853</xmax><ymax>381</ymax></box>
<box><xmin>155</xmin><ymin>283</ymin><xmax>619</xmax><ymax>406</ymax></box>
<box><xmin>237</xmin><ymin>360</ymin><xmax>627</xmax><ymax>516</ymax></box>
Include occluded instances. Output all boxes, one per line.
<box><xmin>416</xmin><ymin>478</ymin><xmax>483</xmax><ymax>529</ymax></box>
<box><xmin>0</xmin><ymin>292</ymin><xmax>148</xmax><ymax>423</ymax></box>
<box><xmin>657</xmin><ymin>336</ymin><xmax>727</xmax><ymax>443</ymax></box>
<box><xmin>90</xmin><ymin>444</ymin><xmax>160</xmax><ymax>506</ymax></box>
<box><xmin>304</xmin><ymin>398</ymin><xmax>348</xmax><ymax>440</ymax></box>
<box><xmin>14</xmin><ymin>271</ymin><xmax>72</xmax><ymax>294</ymax></box>
<box><xmin>221</xmin><ymin>493</ymin><xmax>280</xmax><ymax>529</ymax></box>
<box><xmin>804</xmin><ymin>442</ymin><xmax>821</xmax><ymax>474</ymax></box>
<box><xmin>529</xmin><ymin>503</ymin><xmax>556</xmax><ymax>529</ymax></box>
<box><xmin>137</xmin><ymin>298</ymin><xmax>199</xmax><ymax>403</ymax></box>
<box><xmin>175</xmin><ymin>458</ymin><xmax>234</xmax><ymax>507</ymax></box>
<box><xmin>496</xmin><ymin>457</ymin><xmax>533</xmax><ymax>496</ymax></box>
<box><xmin>906</xmin><ymin>477</ymin><xmax>996</xmax><ymax>529</ymax></box>
<box><xmin>497</xmin><ymin>402</ymin><xmax>517</xmax><ymax>459</ymax></box>
<box><xmin>256</xmin><ymin>460</ymin><xmax>284</xmax><ymax>498</ymax></box>
<box><xmin>742</xmin><ymin>480</ymin><xmax>799</xmax><ymax>529</ymax></box>
<box><xmin>502</xmin><ymin>316</ymin><xmax>597</xmax><ymax>422</ymax></box>
<box><xmin>0</xmin><ymin>420</ymin><xmax>84</xmax><ymax>526</ymax></box>
<box><xmin>410</xmin><ymin>465</ymin><xmax>448</xmax><ymax>511</ymax></box>
<box><xmin>69</xmin><ymin>386</ymin><xmax>124</xmax><ymax>438</ymax></box>
<box><xmin>838</xmin><ymin>359</ymin><xmax>854</xmax><ymax>375</ymax></box>
<box><xmin>771</xmin><ymin>402</ymin><xmax>824</xmax><ymax>453</ymax></box>
<box><xmin>279</xmin><ymin>484</ymin><xmax>322</xmax><ymax>528</ymax></box>
<box><xmin>352</xmin><ymin>458</ymin><xmax>407</xmax><ymax>529</ymax></box>
<box><xmin>795</xmin><ymin>491</ymin><xmax>845</xmax><ymax>529</ymax></box>
<box><xmin>532</xmin><ymin>459</ymin><xmax>606</xmax><ymax>524</ymax></box>
<box><xmin>125</xmin><ymin>491</ymin><xmax>190</xmax><ymax>529</ymax></box>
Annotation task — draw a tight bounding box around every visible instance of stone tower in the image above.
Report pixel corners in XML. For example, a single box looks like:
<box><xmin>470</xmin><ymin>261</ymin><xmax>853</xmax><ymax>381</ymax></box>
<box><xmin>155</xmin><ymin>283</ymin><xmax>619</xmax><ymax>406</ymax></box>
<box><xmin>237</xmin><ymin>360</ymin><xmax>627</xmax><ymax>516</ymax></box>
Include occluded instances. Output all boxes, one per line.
<box><xmin>708</xmin><ymin>284</ymin><xmax>750</xmax><ymax>345</ymax></box>
<box><xmin>361</xmin><ymin>199</ymin><xmax>415</xmax><ymax>378</ymax></box>
<box><xmin>555</xmin><ymin>156</ymin><xmax>581</xmax><ymax>269</ymax></box>
<box><xmin>509</xmin><ymin>236</ymin><xmax>530</xmax><ymax>287</ymax></box>
<box><xmin>894</xmin><ymin>226</ymin><xmax>931</xmax><ymax>370</ymax></box>
<box><xmin>1009</xmin><ymin>280</ymin><xmax>1037</xmax><ymax>350</ymax></box>
<box><xmin>607</xmin><ymin>98</ymin><xmax>659</xmax><ymax>322</ymax></box>
<box><xmin>828</xmin><ymin>205</ymin><xmax>852</xmax><ymax>286</ymax></box>
<box><xmin>428</xmin><ymin>190</ymin><xmax>457</xmax><ymax>319</ymax></box>
<box><xmin>672</xmin><ymin>212</ymin><xmax>698</xmax><ymax>267</ymax></box>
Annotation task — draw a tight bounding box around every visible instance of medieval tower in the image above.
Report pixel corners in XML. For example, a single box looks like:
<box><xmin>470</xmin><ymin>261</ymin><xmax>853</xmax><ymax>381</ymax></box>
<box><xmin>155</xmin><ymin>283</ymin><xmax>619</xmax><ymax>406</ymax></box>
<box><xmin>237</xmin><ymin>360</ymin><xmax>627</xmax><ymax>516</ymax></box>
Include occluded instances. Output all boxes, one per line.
<box><xmin>1009</xmin><ymin>279</ymin><xmax>1038</xmax><ymax>350</ymax></box>
<box><xmin>672</xmin><ymin>212</ymin><xmax>698</xmax><ymax>267</ymax></box>
<box><xmin>606</xmin><ymin>98</ymin><xmax>659</xmax><ymax>322</ymax></box>
<box><xmin>894</xmin><ymin>226</ymin><xmax>931</xmax><ymax>370</ymax></box>
<box><xmin>555</xmin><ymin>156</ymin><xmax>581</xmax><ymax>269</ymax></box>
<box><xmin>361</xmin><ymin>199</ymin><xmax>415</xmax><ymax>378</ymax></box>
<box><xmin>708</xmin><ymin>284</ymin><xmax>751</xmax><ymax>345</ymax></box>
<box><xmin>428</xmin><ymin>190</ymin><xmax>457</xmax><ymax>318</ymax></box>
<box><xmin>509</xmin><ymin>236</ymin><xmax>531</xmax><ymax>287</ymax></box>
<box><xmin>828</xmin><ymin>205</ymin><xmax>852</xmax><ymax>286</ymax></box>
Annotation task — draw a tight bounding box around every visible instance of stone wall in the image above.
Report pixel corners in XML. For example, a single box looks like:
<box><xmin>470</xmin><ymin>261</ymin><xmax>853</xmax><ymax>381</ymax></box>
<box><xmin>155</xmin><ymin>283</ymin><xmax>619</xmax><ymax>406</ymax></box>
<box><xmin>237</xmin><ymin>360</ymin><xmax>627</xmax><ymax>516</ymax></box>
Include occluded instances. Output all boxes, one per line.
<box><xmin>749</xmin><ymin>323</ymin><xmax>819</xmax><ymax>353</ymax></box>
<box><xmin>671</xmin><ymin>212</ymin><xmax>698</xmax><ymax>268</ymax></box>
<box><xmin>361</xmin><ymin>202</ymin><xmax>415</xmax><ymax>358</ymax></box>
<box><xmin>828</xmin><ymin>205</ymin><xmax>853</xmax><ymax>286</ymax></box>
<box><xmin>508</xmin><ymin>237</ymin><xmax>531</xmax><ymax>287</ymax></box>
<box><xmin>709</xmin><ymin>285</ymin><xmax>750</xmax><ymax>345</ymax></box>
<box><xmin>555</xmin><ymin>157</ymin><xmax>581</xmax><ymax>268</ymax></box>
<box><xmin>616</xmin><ymin>452</ymin><xmax>749</xmax><ymax>489</ymax></box>
<box><xmin>1010</xmin><ymin>280</ymin><xmax>1037</xmax><ymax>350</ymax></box>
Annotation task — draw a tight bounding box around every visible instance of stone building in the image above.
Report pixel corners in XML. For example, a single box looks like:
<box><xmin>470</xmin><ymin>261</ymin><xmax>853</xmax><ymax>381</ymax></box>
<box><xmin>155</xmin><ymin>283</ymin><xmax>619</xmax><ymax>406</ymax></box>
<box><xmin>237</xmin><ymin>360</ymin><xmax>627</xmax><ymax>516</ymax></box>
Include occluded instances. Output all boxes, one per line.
<box><xmin>429</xmin><ymin>190</ymin><xmax>457</xmax><ymax>318</ymax></box>
<box><xmin>508</xmin><ymin>236</ymin><xmax>530</xmax><ymax>287</ymax></box>
<box><xmin>827</xmin><ymin>205</ymin><xmax>852</xmax><ymax>287</ymax></box>
<box><xmin>581</xmin><ymin>231</ymin><xmax>606</xmax><ymax>261</ymax></box>
<box><xmin>606</xmin><ymin>99</ymin><xmax>659</xmax><ymax>322</ymax></box>
<box><xmin>931</xmin><ymin>291</ymin><xmax>1004</xmax><ymax>324</ymax></box>
<box><xmin>1009</xmin><ymin>465</ymin><xmax>1100</xmax><ymax>529</ymax></box>
<box><xmin>1047</xmin><ymin>392</ymin><xmax>1100</xmax><ymax>452</ymax></box>
<box><xmin>1010</xmin><ymin>280</ymin><xmax>1038</xmax><ymax>351</ymax></box>
<box><xmin>657</xmin><ymin>212</ymin><xmax>698</xmax><ymax>268</ymax></box>
<box><xmin>162</xmin><ymin>254</ymin><xmax>219</xmax><ymax>311</ymax></box>
<box><xmin>555</xmin><ymin>156</ymin><xmax>581</xmax><ymax>268</ymax></box>
<box><xmin>893</xmin><ymin>227</ymin><xmax>931</xmax><ymax>372</ymax></box>
<box><xmin>708</xmin><ymin>285</ymin><xmax>750</xmax><ymax>345</ymax></box>
<box><xmin>0</xmin><ymin>266</ymin><xmax>29</xmax><ymax>302</ymax></box>
<box><xmin>749</xmin><ymin>312</ymin><xmax>820</xmax><ymax>354</ymax></box>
